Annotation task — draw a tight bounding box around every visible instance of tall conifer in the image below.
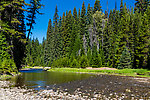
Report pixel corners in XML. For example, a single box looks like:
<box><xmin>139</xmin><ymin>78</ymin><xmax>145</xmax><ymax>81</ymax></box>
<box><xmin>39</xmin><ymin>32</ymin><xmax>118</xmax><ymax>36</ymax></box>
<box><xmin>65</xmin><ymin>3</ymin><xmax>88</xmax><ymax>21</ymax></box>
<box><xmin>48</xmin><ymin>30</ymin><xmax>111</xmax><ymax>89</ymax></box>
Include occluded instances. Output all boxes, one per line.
<box><xmin>93</xmin><ymin>0</ymin><xmax>102</xmax><ymax>13</ymax></box>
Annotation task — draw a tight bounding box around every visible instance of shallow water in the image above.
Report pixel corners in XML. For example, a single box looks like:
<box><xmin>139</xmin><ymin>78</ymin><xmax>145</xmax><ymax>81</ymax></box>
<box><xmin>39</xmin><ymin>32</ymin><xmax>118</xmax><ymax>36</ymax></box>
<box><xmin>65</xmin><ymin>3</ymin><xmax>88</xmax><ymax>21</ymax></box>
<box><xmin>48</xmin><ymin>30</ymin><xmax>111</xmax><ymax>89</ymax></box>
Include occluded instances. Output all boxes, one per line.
<box><xmin>9</xmin><ymin>69</ymin><xmax>150</xmax><ymax>99</ymax></box>
<box><xmin>12</xmin><ymin>69</ymin><xmax>94</xmax><ymax>90</ymax></box>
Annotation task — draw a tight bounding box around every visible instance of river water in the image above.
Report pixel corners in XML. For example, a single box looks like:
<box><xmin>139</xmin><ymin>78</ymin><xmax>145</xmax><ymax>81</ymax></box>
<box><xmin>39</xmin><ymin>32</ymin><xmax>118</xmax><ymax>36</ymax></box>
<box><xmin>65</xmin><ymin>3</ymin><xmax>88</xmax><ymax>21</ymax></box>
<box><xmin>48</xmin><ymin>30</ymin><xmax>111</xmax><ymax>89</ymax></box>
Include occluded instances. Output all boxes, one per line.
<box><xmin>9</xmin><ymin>69</ymin><xmax>150</xmax><ymax>99</ymax></box>
<box><xmin>12</xmin><ymin>69</ymin><xmax>94</xmax><ymax>90</ymax></box>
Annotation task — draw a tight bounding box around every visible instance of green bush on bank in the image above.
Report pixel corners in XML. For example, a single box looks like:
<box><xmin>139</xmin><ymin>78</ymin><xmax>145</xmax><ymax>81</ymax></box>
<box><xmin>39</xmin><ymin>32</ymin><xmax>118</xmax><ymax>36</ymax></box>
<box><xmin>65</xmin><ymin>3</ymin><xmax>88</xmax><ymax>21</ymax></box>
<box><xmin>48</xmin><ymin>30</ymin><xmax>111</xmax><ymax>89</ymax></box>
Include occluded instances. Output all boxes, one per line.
<box><xmin>0</xmin><ymin>59</ymin><xmax>18</xmax><ymax>74</ymax></box>
<box><xmin>51</xmin><ymin>55</ymin><xmax>90</xmax><ymax>68</ymax></box>
<box><xmin>70</xmin><ymin>58</ymin><xmax>80</xmax><ymax>68</ymax></box>
<box><xmin>52</xmin><ymin>57</ymin><xmax>70</xmax><ymax>68</ymax></box>
<box><xmin>50</xmin><ymin>54</ymin><xmax>138</xmax><ymax>69</ymax></box>
<box><xmin>79</xmin><ymin>55</ymin><xmax>89</xmax><ymax>68</ymax></box>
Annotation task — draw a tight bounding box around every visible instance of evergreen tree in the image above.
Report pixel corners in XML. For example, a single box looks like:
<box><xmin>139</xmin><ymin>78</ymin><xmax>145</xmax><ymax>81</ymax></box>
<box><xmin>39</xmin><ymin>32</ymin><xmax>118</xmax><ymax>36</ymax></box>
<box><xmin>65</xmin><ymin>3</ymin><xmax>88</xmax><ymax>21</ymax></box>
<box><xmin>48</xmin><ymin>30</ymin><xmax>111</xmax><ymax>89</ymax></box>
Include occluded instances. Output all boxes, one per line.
<box><xmin>26</xmin><ymin>0</ymin><xmax>43</xmax><ymax>40</ymax></box>
<box><xmin>72</xmin><ymin>7</ymin><xmax>79</xmax><ymax>57</ymax></box>
<box><xmin>25</xmin><ymin>39</ymin><xmax>33</xmax><ymax>66</ymax></box>
<box><xmin>134</xmin><ymin>10</ymin><xmax>149</xmax><ymax>68</ymax></box>
<box><xmin>93</xmin><ymin>0</ymin><xmax>102</xmax><ymax>14</ymax></box>
<box><xmin>53</xmin><ymin>5</ymin><xmax>59</xmax><ymax>59</ymax></box>
<box><xmin>58</xmin><ymin>16</ymin><xmax>63</xmax><ymax>57</ymax></box>
<box><xmin>61</xmin><ymin>12</ymin><xmax>66</xmax><ymax>56</ymax></box>
<box><xmin>0</xmin><ymin>0</ymin><xmax>27</xmax><ymax>70</ymax></box>
<box><xmin>87</xmin><ymin>4</ymin><xmax>93</xmax><ymax>25</ymax></box>
<box><xmin>118</xmin><ymin>47</ymin><xmax>132</xmax><ymax>69</ymax></box>
<box><xmin>93</xmin><ymin>11</ymin><xmax>104</xmax><ymax>47</ymax></box>
<box><xmin>18</xmin><ymin>0</ymin><xmax>150</xmax><ymax>69</ymax></box>
<box><xmin>0</xmin><ymin>33</ymin><xmax>10</xmax><ymax>60</ymax></box>
<box><xmin>81</xmin><ymin>1</ymin><xmax>87</xmax><ymax>55</ymax></box>
<box><xmin>120</xmin><ymin>0</ymin><xmax>124</xmax><ymax>16</ymax></box>
<box><xmin>44</xmin><ymin>19</ymin><xmax>53</xmax><ymax>65</ymax></box>
<box><xmin>134</xmin><ymin>0</ymin><xmax>150</xmax><ymax>13</ymax></box>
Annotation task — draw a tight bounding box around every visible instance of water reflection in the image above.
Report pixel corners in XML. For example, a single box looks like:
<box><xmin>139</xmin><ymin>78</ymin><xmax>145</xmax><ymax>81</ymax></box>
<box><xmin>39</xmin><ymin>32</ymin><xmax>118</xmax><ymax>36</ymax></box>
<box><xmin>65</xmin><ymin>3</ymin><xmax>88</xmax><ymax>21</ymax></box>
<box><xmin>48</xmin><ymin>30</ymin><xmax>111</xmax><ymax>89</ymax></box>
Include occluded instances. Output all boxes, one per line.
<box><xmin>12</xmin><ymin>70</ymin><xmax>93</xmax><ymax>90</ymax></box>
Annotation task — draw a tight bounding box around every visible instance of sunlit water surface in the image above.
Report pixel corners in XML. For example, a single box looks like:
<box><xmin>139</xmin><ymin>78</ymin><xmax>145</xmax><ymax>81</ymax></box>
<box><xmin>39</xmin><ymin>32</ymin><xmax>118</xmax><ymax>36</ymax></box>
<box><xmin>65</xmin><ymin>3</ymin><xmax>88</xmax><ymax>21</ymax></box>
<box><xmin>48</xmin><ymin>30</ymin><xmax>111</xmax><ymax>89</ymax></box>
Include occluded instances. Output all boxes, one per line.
<box><xmin>11</xmin><ymin>69</ymin><xmax>94</xmax><ymax>90</ymax></box>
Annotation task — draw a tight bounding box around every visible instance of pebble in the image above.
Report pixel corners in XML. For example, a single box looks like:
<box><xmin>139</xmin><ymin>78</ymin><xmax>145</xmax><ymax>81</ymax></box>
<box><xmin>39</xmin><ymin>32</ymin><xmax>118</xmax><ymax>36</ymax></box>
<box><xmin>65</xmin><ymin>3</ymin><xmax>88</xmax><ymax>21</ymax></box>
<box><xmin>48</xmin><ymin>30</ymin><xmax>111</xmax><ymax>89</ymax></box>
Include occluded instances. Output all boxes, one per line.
<box><xmin>0</xmin><ymin>80</ymin><xmax>150</xmax><ymax>100</ymax></box>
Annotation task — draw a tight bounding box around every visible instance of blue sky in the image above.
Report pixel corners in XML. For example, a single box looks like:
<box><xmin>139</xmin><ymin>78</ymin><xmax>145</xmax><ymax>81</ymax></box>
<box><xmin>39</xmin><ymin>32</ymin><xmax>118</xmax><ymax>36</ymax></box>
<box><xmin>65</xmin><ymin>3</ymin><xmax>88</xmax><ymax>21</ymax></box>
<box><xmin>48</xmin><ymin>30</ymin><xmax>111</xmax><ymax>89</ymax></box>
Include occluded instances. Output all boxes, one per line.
<box><xmin>25</xmin><ymin>0</ymin><xmax>135</xmax><ymax>43</ymax></box>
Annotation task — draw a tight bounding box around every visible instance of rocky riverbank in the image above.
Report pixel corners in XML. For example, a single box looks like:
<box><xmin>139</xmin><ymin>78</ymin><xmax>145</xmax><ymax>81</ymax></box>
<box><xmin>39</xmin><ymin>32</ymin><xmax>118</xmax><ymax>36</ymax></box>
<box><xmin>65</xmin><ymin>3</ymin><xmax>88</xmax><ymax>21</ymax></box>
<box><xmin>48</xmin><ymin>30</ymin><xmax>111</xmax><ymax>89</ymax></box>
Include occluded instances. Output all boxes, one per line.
<box><xmin>0</xmin><ymin>81</ymin><xmax>109</xmax><ymax>100</ymax></box>
<box><xmin>0</xmin><ymin>74</ymin><xmax>150</xmax><ymax>100</ymax></box>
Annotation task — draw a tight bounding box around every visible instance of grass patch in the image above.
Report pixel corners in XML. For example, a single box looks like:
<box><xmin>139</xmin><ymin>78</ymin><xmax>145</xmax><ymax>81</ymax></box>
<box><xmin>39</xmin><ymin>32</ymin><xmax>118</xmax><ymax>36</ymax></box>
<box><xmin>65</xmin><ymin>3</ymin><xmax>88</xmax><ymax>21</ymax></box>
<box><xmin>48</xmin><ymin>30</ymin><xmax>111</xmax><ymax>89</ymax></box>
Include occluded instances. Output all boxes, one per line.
<box><xmin>0</xmin><ymin>74</ymin><xmax>12</xmax><ymax>80</ymax></box>
<box><xmin>0</xmin><ymin>72</ymin><xmax>20</xmax><ymax>81</ymax></box>
<box><xmin>48</xmin><ymin>68</ymin><xmax>150</xmax><ymax>77</ymax></box>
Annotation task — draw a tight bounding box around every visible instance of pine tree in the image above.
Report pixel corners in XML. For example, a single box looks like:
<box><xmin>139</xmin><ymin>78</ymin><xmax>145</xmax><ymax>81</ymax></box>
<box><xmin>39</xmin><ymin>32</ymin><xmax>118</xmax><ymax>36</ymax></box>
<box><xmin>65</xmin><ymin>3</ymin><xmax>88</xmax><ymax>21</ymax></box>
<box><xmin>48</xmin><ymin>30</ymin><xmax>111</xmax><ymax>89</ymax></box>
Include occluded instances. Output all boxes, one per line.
<box><xmin>25</xmin><ymin>39</ymin><xmax>33</xmax><ymax>66</ymax></box>
<box><xmin>65</xmin><ymin>10</ymin><xmax>73</xmax><ymax>56</ymax></box>
<box><xmin>87</xmin><ymin>4</ymin><xmax>93</xmax><ymax>25</ymax></box>
<box><xmin>93</xmin><ymin>0</ymin><xmax>102</xmax><ymax>14</ymax></box>
<box><xmin>0</xmin><ymin>32</ymin><xmax>10</xmax><ymax>60</ymax></box>
<box><xmin>118</xmin><ymin>47</ymin><xmax>132</xmax><ymax>69</ymax></box>
<box><xmin>61</xmin><ymin>12</ymin><xmax>66</xmax><ymax>56</ymax></box>
<box><xmin>40</xmin><ymin>37</ymin><xmax>46</xmax><ymax>66</ymax></box>
<box><xmin>116</xmin><ymin>3</ymin><xmax>131</xmax><ymax>67</ymax></box>
<box><xmin>81</xmin><ymin>2</ymin><xmax>86</xmax><ymax>36</ymax></box>
<box><xmin>26</xmin><ymin>0</ymin><xmax>43</xmax><ymax>40</ymax></box>
<box><xmin>81</xmin><ymin>1</ymin><xmax>87</xmax><ymax>55</ymax></box>
<box><xmin>145</xmin><ymin>6</ymin><xmax>150</xmax><ymax>69</ymax></box>
<box><xmin>72</xmin><ymin>7</ymin><xmax>79</xmax><ymax>57</ymax></box>
<box><xmin>0</xmin><ymin>0</ymin><xmax>28</xmax><ymax>70</ymax></box>
<box><xmin>58</xmin><ymin>16</ymin><xmax>63</xmax><ymax>57</ymax></box>
<box><xmin>103</xmin><ymin>19</ymin><xmax>111</xmax><ymax>67</ymax></box>
<box><xmin>134</xmin><ymin>9</ymin><xmax>149</xmax><ymax>68</ymax></box>
<box><xmin>44</xmin><ymin>19</ymin><xmax>53</xmax><ymax>65</ymax></box>
<box><xmin>53</xmin><ymin>5</ymin><xmax>59</xmax><ymax>59</ymax></box>
<box><xmin>120</xmin><ymin>0</ymin><xmax>124</xmax><ymax>16</ymax></box>
<box><xmin>134</xmin><ymin>0</ymin><xmax>150</xmax><ymax>13</ymax></box>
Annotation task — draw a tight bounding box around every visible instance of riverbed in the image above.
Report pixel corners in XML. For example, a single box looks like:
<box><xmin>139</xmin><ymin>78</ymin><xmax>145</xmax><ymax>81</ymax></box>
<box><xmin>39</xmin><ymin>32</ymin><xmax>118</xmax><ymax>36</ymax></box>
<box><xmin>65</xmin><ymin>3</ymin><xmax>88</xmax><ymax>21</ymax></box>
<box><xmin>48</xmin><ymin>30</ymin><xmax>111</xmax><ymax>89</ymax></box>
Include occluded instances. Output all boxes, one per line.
<box><xmin>0</xmin><ymin>69</ymin><xmax>150</xmax><ymax>99</ymax></box>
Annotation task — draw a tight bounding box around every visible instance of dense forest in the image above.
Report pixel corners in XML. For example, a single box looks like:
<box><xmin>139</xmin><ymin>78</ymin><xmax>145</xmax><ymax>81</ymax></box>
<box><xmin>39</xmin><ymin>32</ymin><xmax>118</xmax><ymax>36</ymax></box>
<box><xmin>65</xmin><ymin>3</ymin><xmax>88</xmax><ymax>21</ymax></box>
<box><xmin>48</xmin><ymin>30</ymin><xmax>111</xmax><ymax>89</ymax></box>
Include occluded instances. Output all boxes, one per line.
<box><xmin>0</xmin><ymin>0</ymin><xmax>43</xmax><ymax>74</ymax></box>
<box><xmin>0</xmin><ymin>0</ymin><xmax>150</xmax><ymax>74</ymax></box>
<box><xmin>26</xmin><ymin>0</ymin><xmax>150</xmax><ymax>69</ymax></box>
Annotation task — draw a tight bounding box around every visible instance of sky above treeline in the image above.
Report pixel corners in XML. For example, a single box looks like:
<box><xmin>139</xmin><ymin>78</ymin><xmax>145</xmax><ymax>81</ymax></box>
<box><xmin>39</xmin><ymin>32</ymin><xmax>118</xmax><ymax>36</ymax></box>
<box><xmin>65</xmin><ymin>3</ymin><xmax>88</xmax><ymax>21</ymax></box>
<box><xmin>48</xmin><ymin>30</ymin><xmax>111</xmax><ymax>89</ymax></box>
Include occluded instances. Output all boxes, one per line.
<box><xmin>25</xmin><ymin>0</ymin><xmax>136</xmax><ymax>43</ymax></box>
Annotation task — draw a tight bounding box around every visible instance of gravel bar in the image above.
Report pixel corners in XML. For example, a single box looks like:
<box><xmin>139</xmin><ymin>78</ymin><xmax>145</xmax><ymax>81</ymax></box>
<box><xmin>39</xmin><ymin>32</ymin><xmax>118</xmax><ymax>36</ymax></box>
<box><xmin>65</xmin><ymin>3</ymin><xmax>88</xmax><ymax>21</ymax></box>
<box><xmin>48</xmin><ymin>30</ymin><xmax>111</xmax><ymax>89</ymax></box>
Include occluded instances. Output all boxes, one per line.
<box><xmin>0</xmin><ymin>74</ymin><xmax>150</xmax><ymax>100</ymax></box>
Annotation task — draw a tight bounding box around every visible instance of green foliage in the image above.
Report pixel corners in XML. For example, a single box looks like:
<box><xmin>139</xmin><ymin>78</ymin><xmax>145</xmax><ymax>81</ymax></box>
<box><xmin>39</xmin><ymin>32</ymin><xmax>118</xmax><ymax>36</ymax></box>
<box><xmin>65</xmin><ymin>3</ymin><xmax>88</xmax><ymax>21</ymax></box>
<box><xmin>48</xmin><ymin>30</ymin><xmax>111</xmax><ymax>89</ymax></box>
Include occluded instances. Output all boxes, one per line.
<box><xmin>26</xmin><ymin>0</ymin><xmax>44</xmax><ymax>39</ymax></box>
<box><xmin>52</xmin><ymin>57</ymin><xmax>70</xmax><ymax>68</ymax></box>
<box><xmin>87</xmin><ymin>4</ymin><xmax>93</xmax><ymax>25</ymax></box>
<box><xmin>80</xmin><ymin>1</ymin><xmax>87</xmax><ymax>55</ymax></box>
<box><xmin>70</xmin><ymin>58</ymin><xmax>80</xmax><ymax>68</ymax></box>
<box><xmin>118</xmin><ymin>47</ymin><xmax>132</xmax><ymax>69</ymax></box>
<box><xmin>0</xmin><ymin>59</ymin><xmax>17</xmax><ymax>74</ymax></box>
<box><xmin>134</xmin><ymin>0</ymin><xmax>150</xmax><ymax>13</ymax></box>
<box><xmin>93</xmin><ymin>0</ymin><xmax>102</xmax><ymax>13</ymax></box>
<box><xmin>44</xmin><ymin>19</ymin><xmax>54</xmax><ymax>66</ymax></box>
<box><xmin>79</xmin><ymin>55</ymin><xmax>89</xmax><ymax>68</ymax></box>
<box><xmin>25</xmin><ymin>0</ymin><xmax>150</xmax><ymax>70</ymax></box>
<box><xmin>0</xmin><ymin>33</ymin><xmax>10</xmax><ymax>60</ymax></box>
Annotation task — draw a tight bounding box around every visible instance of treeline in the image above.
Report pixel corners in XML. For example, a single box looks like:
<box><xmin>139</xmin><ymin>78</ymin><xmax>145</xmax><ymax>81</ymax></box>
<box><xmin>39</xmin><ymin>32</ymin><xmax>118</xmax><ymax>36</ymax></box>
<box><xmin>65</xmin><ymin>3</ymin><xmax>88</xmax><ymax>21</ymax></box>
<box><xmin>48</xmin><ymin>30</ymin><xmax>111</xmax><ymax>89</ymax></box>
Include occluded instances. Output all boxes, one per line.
<box><xmin>27</xmin><ymin>0</ymin><xmax>149</xmax><ymax>69</ymax></box>
<box><xmin>0</xmin><ymin>0</ymin><xmax>43</xmax><ymax>74</ymax></box>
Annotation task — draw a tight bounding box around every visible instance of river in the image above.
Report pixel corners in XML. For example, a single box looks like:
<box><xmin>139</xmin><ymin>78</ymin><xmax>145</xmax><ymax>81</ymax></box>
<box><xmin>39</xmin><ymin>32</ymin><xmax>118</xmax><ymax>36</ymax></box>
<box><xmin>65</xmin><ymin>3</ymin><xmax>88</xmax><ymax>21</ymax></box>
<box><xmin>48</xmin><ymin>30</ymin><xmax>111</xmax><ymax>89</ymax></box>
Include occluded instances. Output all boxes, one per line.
<box><xmin>7</xmin><ymin>69</ymin><xmax>150</xmax><ymax>99</ymax></box>
<box><xmin>12</xmin><ymin>69</ymin><xmax>94</xmax><ymax>90</ymax></box>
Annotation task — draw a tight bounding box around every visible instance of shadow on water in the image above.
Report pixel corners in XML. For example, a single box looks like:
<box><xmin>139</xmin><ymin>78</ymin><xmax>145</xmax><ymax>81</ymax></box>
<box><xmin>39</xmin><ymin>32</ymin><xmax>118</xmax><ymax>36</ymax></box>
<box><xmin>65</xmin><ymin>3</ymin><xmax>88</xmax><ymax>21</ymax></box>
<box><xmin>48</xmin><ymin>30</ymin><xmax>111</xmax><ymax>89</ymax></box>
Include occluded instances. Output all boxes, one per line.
<box><xmin>11</xmin><ymin>69</ymin><xmax>94</xmax><ymax>90</ymax></box>
<box><xmin>19</xmin><ymin>69</ymin><xmax>43</xmax><ymax>73</ymax></box>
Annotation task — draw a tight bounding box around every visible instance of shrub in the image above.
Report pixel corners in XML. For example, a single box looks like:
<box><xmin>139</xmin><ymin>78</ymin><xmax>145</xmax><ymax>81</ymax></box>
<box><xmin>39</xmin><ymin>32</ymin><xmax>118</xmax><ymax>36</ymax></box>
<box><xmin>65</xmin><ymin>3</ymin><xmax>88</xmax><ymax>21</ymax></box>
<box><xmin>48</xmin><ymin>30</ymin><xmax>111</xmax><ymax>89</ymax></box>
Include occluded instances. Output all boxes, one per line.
<box><xmin>79</xmin><ymin>55</ymin><xmax>89</xmax><ymax>68</ymax></box>
<box><xmin>118</xmin><ymin>47</ymin><xmax>132</xmax><ymax>69</ymax></box>
<box><xmin>61</xmin><ymin>57</ymin><xmax>70</xmax><ymax>67</ymax></box>
<box><xmin>70</xmin><ymin>58</ymin><xmax>80</xmax><ymax>68</ymax></box>
<box><xmin>1</xmin><ymin>59</ymin><xmax>17</xmax><ymax>74</ymax></box>
<box><xmin>52</xmin><ymin>57</ymin><xmax>70</xmax><ymax>68</ymax></box>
